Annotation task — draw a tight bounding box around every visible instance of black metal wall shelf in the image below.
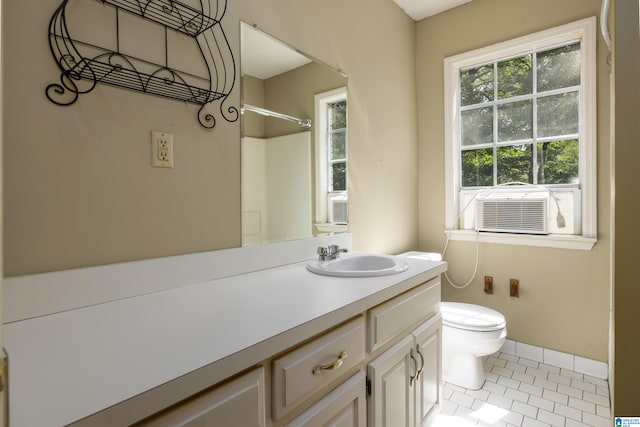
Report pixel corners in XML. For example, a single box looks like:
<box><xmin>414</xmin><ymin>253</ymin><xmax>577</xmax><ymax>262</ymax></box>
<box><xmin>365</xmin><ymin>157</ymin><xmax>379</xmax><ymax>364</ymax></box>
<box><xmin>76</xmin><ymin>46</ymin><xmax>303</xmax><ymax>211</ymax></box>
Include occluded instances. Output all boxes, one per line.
<box><xmin>100</xmin><ymin>0</ymin><xmax>220</xmax><ymax>36</ymax></box>
<box><xmin>46</xmin><ymin>0</ymin><xmax>238</xmax><ymax>128</ymax></box>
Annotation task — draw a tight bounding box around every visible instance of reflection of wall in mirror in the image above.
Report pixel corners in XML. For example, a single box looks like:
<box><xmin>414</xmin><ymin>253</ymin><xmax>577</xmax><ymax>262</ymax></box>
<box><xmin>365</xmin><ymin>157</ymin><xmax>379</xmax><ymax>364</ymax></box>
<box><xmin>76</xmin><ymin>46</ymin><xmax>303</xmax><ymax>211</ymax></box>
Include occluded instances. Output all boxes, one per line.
<box><xmin>243</xmin><ymin>61</ymin><xmax>346</xmax><ymax>139</ymax></box>
<box><xmin>264</xmin><ymin>61</ymin><xmax>345</xmax><ymax>138</ymax></box>
<box><xmin>242</xmin><ymin>75</ymin><xmax>266</xmax><ymax>137</ymax></box>
<box><xmin>242</xmin><ymin>133</ymin><xmax>312</xmax><ymax>245</ymax></box>
<box><xmin>241</xmin><ymin>44</ymin><xmax>347</xmax><ymax>246</ymax></box>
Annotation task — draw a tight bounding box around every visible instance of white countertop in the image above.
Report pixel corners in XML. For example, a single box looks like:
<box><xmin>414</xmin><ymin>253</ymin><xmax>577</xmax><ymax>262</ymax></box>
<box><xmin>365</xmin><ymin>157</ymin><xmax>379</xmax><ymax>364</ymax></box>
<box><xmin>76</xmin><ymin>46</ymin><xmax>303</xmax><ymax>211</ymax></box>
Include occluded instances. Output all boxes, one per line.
<box><xmin>4</xmin><ymin>251</ymin><xmax>446</xmax><ymax>427</ymax></box>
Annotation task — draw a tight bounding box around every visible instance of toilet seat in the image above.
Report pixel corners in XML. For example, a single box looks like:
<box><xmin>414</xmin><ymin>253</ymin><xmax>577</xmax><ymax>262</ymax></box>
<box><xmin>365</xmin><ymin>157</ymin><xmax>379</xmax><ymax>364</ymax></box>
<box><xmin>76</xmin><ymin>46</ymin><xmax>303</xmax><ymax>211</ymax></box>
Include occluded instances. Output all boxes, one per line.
<box><xmin>441</xmin><ymin>302</ymin><xmax>506</xmax><ymax>332</ymax></box>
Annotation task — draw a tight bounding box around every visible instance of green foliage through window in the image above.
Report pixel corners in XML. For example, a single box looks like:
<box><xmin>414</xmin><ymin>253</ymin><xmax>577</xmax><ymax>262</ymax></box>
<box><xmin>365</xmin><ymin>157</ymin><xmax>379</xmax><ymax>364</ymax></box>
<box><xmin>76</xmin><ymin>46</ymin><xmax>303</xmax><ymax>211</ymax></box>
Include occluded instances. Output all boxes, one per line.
<box><xmin>459</xmin><ymin>42</ymin><xmax>580</xmax><ymax>187</ymax></box>
<box><xmin>328</xmin><ymin>100</ymin><xmax>347</xmax><ymax>193</ymax></box>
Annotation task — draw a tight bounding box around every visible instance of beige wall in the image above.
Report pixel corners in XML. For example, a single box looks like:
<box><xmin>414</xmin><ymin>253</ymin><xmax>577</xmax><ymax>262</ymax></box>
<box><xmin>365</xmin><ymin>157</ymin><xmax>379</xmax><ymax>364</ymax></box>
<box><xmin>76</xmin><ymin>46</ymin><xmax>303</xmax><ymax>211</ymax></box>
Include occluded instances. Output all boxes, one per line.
<box><xmin>416</xmin><ymin>0</ymin><xmax>611</xmax><ymax>361</ymax></box>
<box><xmin>613</xmin><ymin>0</ymin><xmax>640</xmax><ymax>414</ymax></box>
<box><xmin>263</xmin><ymin>62</ymin><xmax>346</xmax><ymax>139</ymax></box>
<box><xmin>4</xmin><ymin>0</ymin><xmax>242</xmax><ymax>276</ymax></box>
<box><xmin>3</xmin><ymin>0</ymin><xmax>418</xmax><ymax>276</ymax></box>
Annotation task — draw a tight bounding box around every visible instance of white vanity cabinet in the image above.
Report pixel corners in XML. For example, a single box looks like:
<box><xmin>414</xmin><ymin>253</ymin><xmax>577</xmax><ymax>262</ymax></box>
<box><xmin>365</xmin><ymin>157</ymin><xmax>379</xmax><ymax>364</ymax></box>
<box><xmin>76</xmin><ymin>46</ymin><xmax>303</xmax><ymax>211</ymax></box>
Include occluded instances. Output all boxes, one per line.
<box><xmin>367</xmin><ymin>278</ymin><xmax>442</xmax><ymax>427</ymax></box>
<box><xmin>137</xmin><ymin>279</ymin><xmax>441</xmax><ymax>427</ymax></box>
<box><xmin>6</xmin><ymin>246</ymin><xmax>446</xmax><ymax>427</ymax></box>
<box><xmin>367</xmin><ymin>315</ymin><xmax>441</xmax><ymax>427</ymax></box>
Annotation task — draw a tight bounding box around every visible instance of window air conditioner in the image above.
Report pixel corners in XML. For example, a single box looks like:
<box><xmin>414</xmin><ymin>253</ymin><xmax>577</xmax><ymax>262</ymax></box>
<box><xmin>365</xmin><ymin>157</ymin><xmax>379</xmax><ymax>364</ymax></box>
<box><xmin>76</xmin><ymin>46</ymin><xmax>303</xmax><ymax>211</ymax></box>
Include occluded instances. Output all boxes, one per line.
<box><xmin>475</xmin><ymin>193</ymin><xmax>549</xmax><ymax>234</ymax></box>
<box><xmin>329</xmin><ymin>198</ymin><xmax>348</xmax><ymax>224</ymax></box>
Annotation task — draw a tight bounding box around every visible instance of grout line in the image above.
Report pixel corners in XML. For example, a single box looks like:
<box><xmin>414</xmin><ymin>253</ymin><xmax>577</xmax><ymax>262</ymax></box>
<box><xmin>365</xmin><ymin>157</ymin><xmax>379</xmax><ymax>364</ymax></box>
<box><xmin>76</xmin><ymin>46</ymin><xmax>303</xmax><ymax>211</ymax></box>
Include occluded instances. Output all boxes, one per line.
<box><xmin>436</xmin><ymin>351</ymin><xmax>611</xmax><ymax>427</ymax></box>
<box><xmin>502</xmin><ymin>339</ymin><xmax>608</xmax><ymax>380</ymax></box>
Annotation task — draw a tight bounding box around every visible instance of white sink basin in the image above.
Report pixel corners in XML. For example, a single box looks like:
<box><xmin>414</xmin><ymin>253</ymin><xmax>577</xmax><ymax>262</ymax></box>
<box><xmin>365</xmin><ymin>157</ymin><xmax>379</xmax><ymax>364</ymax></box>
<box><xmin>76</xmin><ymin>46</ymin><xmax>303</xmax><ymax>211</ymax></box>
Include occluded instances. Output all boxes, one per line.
<box><xmin>306</xmin><ymin>253</ymin><xmax>409</xmax><ymax>277</ymax></box>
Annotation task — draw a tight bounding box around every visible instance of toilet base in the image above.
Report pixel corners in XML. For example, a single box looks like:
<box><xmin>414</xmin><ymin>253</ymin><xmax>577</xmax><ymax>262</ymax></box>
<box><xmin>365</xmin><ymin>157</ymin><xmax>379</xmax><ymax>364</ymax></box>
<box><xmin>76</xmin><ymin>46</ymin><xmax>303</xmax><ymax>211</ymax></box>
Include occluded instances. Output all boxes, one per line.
<box><xmin>443</xmin><ymin>354</ymin><xmax>486</xmax><ymax>390</ymax></box>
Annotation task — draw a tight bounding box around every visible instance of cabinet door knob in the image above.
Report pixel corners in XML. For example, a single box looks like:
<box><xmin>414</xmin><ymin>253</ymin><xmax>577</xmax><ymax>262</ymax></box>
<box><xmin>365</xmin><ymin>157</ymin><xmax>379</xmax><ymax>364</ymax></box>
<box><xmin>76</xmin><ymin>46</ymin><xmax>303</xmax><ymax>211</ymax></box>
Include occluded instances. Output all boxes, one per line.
<box><xmin>312</xmin><ymin>351</ymin><xmax>348</xmax><ymax>375</ymax></box>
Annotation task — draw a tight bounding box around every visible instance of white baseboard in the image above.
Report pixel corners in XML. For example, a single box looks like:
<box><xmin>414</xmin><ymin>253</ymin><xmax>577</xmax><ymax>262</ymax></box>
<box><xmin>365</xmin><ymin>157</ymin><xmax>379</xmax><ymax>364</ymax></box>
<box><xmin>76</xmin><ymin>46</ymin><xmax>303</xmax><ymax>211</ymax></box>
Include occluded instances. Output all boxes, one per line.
<box><xmin>500</xmin><ymin>339</ymin><xmax>608</xmax><ymax>380</ymax></box>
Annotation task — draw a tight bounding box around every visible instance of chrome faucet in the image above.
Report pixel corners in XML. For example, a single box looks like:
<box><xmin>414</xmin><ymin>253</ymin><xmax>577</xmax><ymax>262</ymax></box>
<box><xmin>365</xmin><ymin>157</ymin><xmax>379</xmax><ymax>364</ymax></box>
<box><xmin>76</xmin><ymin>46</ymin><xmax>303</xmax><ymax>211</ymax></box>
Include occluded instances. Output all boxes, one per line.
<box><xmin>317</xmin><ymin>244</ymin><xmax>348</xmax><ymax>261</ymax></box>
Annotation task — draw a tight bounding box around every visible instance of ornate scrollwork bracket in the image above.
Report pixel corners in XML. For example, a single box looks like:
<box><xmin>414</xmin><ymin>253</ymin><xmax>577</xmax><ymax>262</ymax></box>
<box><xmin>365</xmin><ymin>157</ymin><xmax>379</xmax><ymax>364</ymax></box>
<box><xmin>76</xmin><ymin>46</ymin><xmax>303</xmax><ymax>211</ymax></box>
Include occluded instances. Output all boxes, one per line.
<box><xmin>46</xmin><ymin>0</ymin><xmax>238</xmax><ymax>129</ymax></box>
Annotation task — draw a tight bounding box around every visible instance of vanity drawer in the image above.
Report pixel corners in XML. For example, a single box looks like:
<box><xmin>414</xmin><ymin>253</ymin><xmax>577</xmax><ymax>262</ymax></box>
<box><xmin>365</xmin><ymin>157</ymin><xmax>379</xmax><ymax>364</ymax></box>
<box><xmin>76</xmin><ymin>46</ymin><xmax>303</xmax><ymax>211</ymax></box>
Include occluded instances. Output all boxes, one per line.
<box><xmin>285</xmin><ymin>371</ymin><xmax>366</xmax><ymax>427</ymax></box>
<box><xmin>136</xmin><ymin>367</ymin><xmax>265</xmax><ymax>427</ymax></box>
<box><xmin>272</xmin><ymin>316</ymin><xmax>365</xmax><ymax>420</ymax></box>
<box><xmin>367</xmin><ymin>277</ymin><xmax>440</xmax><ymax>352</ymax></box>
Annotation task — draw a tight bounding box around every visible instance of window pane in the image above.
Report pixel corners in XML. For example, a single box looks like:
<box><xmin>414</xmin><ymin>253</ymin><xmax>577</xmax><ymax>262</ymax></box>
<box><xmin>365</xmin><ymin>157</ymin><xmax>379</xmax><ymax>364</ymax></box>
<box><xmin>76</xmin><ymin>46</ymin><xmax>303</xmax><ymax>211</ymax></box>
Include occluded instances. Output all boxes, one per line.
<box><xmin>497</xmin><ymin>144</ymin><xmax>533</xmax><ymax>184</ymax></box>
<box><xmin>329</xmin><ymin>101</ymin><xmax>347</xmax><ymax>129</ymax></box>
<box><xmin>537</xmin><ymin>139</ymin><xmax>579</xmax><ymax>184</ymax></box>
<box><xmin>498</xmin><ymin>100</ymin><xmax>532</xmax><ymax>141</ymax></box>
<box><xmin>461</xmin><ymin>148</ymin><xmax>493</xmax><ymax>187</ymax></box>
<box><xmin>330</xmin><ymin>131</ymin><xmax>346</xmax><ymax>160</ymax></box>
<box><xmin>497</xmin><ymin>54</ymin><xmax>533</xmax><ymax>99</ymax></box>
<box><xmin>460</xmin><ymin>65</ymin><xmax>494</xmax><ymax>106</ymax></box>
<box><xmin>461</xmin><ymin>107</ymin><xmax>493</xmax><ymax>146</ymax></box>
<box><xmin>537</xmin><ymin>92</ymin><xmax>579</xmax><ymax>137</ymax></box>
<box><xmin>537</xmin><ymin>43</ymin><xmax>580</xmax><ymax>92</ymax></box>
<box><xmin>330</xmin><ymin>162</ymin><xmax>346</xmax><ymax>191</ymax></box>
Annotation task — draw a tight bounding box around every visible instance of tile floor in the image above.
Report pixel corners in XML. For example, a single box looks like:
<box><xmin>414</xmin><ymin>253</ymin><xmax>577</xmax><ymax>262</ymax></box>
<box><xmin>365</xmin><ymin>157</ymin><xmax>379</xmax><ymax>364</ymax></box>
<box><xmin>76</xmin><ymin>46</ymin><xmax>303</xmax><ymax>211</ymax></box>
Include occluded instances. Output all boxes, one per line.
<box><xmin>433</xmin><ymin>351</ymin><xmax>611</xmax><ymax>427</ymax></box>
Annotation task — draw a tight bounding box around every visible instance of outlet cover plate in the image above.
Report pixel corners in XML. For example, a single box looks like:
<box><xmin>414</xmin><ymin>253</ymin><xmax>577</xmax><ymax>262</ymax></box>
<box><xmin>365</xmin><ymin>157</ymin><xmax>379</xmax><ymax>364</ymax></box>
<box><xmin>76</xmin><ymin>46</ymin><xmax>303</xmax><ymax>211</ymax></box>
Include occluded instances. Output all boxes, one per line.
<box><xmin>151</xmin><ymin>130</ymin><xmax>174</xmax><ymax>168</ymax></box>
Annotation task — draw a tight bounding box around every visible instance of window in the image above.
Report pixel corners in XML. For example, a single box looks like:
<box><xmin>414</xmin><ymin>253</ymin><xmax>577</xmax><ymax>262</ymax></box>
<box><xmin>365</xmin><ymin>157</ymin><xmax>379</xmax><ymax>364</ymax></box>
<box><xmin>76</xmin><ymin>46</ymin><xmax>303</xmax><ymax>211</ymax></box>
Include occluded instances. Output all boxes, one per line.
<box><xmin>315</xmin><ymin>87</ymin><xmax>348</xmax><ymax>232</ymax></box>
<box><xmin>444</xmin><ymin>18</ymin><xmax>597</xmax><ymax>249</ymax></box>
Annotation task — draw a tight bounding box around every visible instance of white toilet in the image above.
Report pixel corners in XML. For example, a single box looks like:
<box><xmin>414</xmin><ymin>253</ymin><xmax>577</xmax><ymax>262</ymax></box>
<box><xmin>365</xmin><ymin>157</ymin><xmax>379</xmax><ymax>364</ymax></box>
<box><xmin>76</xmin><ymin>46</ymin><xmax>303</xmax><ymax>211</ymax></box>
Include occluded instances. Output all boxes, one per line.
<box><xmin>441</xmin><ymin>302</ymin><xmax>507</xmax><ymax>390</ymax></box>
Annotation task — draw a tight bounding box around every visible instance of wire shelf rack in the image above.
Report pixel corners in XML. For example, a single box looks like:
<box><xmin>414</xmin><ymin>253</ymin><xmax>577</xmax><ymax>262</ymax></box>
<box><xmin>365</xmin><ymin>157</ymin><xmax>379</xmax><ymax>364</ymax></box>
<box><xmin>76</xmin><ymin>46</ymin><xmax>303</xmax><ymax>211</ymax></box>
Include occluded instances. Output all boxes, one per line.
<box><xmin>46</xmin><ymin>0</ymin><xmax>238</xmax><ymax>128</ymax></box>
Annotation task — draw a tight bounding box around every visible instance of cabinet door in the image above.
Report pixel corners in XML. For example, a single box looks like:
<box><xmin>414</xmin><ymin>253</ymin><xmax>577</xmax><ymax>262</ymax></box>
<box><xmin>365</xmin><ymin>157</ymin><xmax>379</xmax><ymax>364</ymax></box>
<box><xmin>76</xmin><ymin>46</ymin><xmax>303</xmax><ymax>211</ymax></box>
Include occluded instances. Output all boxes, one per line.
<box><xmin>138</xmin><ymin>367</ymin><xmax>265</xmax><ymax>427</ymax></box>
<box><xmin>367</xmin><ymin>335</ymin><xmax>415</xmax><ymax>427</ymax></box>
<box><xmin>286</xmin><ymin>371</ymin><xmax>366</xmax><ymax>427</ymax></box>
<box><xmin>411</xmin><ymin>314</ymin><xmax>442</xmax><ymax>427</ymax></box>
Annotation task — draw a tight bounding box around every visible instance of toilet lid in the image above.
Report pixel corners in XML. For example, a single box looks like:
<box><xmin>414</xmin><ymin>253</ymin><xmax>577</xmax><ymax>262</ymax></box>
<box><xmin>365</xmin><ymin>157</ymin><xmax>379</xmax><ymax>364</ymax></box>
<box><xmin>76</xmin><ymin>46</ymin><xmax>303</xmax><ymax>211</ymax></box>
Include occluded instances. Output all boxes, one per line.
<box><xmin>441</xmin><ymin>302</ymin><xmax>506</xmax><ymax>332</ymax></box>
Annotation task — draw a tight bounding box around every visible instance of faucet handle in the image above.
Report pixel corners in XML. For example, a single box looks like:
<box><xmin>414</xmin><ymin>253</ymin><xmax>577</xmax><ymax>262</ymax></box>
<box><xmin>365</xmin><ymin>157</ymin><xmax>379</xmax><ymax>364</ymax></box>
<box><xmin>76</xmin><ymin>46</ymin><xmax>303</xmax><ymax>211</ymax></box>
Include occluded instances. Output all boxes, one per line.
<box><xmin>317</xmin><ymin>246</ymin><xmax>328</xmax><ymax>256</ymax></box>
<box><xmin>327</xmin><ymin>245</ymin><xmax>347</xmax><ymax>256</ymax></box>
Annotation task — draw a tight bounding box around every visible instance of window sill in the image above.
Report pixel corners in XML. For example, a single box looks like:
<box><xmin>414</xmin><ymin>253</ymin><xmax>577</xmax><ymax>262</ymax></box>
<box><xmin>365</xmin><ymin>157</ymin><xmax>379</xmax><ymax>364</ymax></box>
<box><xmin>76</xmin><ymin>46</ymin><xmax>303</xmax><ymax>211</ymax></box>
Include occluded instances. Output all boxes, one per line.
<box><xmin>444</xmin><ymin>229</ymin><xmax>596</xmax><ymax>250</ymax></box>
<box><xmin>315</xmin><ymin>223</ymin><xmax>348</xmax><ymax>233</ymax></box>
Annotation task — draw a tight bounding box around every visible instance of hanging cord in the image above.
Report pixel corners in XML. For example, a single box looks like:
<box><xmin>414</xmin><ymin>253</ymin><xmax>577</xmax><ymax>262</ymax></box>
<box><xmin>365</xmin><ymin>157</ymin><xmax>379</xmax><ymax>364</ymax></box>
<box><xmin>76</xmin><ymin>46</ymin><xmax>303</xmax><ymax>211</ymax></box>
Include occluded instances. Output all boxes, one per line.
<box><xmin>442</xmin><ymin>190</ymin><xmax>483</xmax><ymax>289</ymax></box>
<box><xmin>441</xmin><ymin>182</ymin><xmax>567</xmax><ymax>289</ymax></box>
<box><xmin>442</xmin><ymin>228</ymin><xmax>480</xmax><ymax>289</ymax></box>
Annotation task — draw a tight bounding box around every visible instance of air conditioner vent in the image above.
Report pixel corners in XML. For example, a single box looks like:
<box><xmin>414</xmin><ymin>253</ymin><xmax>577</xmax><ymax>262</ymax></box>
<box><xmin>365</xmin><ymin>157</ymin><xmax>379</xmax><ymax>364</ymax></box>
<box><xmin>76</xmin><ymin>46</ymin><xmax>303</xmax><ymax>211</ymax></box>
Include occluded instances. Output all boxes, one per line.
<box><xmin>330</xmin><ymin>198</ymin><xmax>348</xmax><ymax>224</ymax></box>
<box><xmin>475</xmin><ymin>195</ymin><xmax>548</xmax><ymax>234</ymax></box>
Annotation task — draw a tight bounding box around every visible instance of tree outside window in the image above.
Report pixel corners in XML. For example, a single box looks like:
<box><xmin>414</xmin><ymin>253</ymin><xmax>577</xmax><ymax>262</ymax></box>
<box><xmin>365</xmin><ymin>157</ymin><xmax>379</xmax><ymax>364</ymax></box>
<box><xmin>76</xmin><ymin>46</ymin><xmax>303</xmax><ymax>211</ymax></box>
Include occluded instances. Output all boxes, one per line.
<box><xmin>460</xmin><ymin>42</ymin><xmax>580</xmax><ymax>189</ymax></box>
<box><xmin>444</xmin><ymin>18</ymin><xmax>597</xmax><ymax>246</ymax></box>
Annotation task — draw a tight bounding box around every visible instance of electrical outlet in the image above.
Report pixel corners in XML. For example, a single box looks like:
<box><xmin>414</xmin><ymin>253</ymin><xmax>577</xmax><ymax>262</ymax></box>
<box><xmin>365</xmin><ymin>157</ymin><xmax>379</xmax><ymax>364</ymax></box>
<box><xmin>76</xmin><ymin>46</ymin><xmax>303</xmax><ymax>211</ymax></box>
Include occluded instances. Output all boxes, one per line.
<box><xmin>151</xmin><ymin>131</ymin><xmax>174</xmax><ymax>168</ymax></box>
<box><xmin>484</xmin><ymin>276</ymin><xmax>493</xmax><ymax>294</ymax></box>
<box><xmin>510</xmin><ymin>279</ymin><xmax>520</xmax><ymax>297</ymax></box>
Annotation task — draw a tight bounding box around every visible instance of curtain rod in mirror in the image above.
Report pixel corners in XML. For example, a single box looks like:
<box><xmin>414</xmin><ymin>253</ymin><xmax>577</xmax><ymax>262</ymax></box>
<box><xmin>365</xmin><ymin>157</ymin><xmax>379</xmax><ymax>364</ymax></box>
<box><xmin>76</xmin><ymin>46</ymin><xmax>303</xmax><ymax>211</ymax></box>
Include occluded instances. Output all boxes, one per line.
<box><xmin>241</xmin><ymin>104</ymin><xmax>312</xmax><ymax>128</ymax></box>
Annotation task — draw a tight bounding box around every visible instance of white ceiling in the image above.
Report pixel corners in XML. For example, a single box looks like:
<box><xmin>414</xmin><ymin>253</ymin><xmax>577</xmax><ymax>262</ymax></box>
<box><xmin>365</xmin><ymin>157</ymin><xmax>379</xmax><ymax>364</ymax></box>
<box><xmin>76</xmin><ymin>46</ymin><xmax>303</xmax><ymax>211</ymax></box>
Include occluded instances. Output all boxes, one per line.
<box><xmin>241</xmin><ymin>23</ymin><xmax>312</xmax><ymax>80</ymax></box>
<box><xmin>391</xmin><ymin>0</ymin><xmax>475</xmax><ymax>20</ymax></box>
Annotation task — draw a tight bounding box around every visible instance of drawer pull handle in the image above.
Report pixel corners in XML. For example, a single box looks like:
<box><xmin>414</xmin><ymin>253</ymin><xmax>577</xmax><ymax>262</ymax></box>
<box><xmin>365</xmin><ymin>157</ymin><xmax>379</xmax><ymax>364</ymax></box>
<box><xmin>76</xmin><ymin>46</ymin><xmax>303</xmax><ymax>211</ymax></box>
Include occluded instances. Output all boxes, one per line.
<box><xmin>409</xmin><ymin>352</ymin><xmax>418</xmax><ymax>385</ymax></box>
<box><xmin>312</xmin><ymin>351</ymin><xmax>348</xmax><ymax>375</ymax></box>
<box><xmin>416</xmin><ymin>345</ymin><xmax>425</xmax><ymax>379</ymax></box>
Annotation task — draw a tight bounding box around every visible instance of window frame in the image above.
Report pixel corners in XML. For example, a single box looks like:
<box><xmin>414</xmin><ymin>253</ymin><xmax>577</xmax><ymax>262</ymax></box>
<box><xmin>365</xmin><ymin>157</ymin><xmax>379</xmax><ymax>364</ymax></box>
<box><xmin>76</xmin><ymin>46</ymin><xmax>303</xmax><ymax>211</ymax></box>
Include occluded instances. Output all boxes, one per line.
<box><xmin>443</xmin><ymin>17</ymin><xmax>597</xmax><ymax>250</ymax></box>
<box><xmin>315</xmin><ymin>87</ymin><xmax>348</xmax><ymax>232</ymax></box>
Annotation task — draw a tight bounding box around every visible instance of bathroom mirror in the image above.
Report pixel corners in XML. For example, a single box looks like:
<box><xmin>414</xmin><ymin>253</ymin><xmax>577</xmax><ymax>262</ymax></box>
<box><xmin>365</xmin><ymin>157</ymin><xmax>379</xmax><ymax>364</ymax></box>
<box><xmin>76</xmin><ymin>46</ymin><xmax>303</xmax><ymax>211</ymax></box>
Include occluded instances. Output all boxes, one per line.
<box><xmin>240</xmin><ymin>22</ymin><xmax>348</xmax><ymax>246</ymax></box>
